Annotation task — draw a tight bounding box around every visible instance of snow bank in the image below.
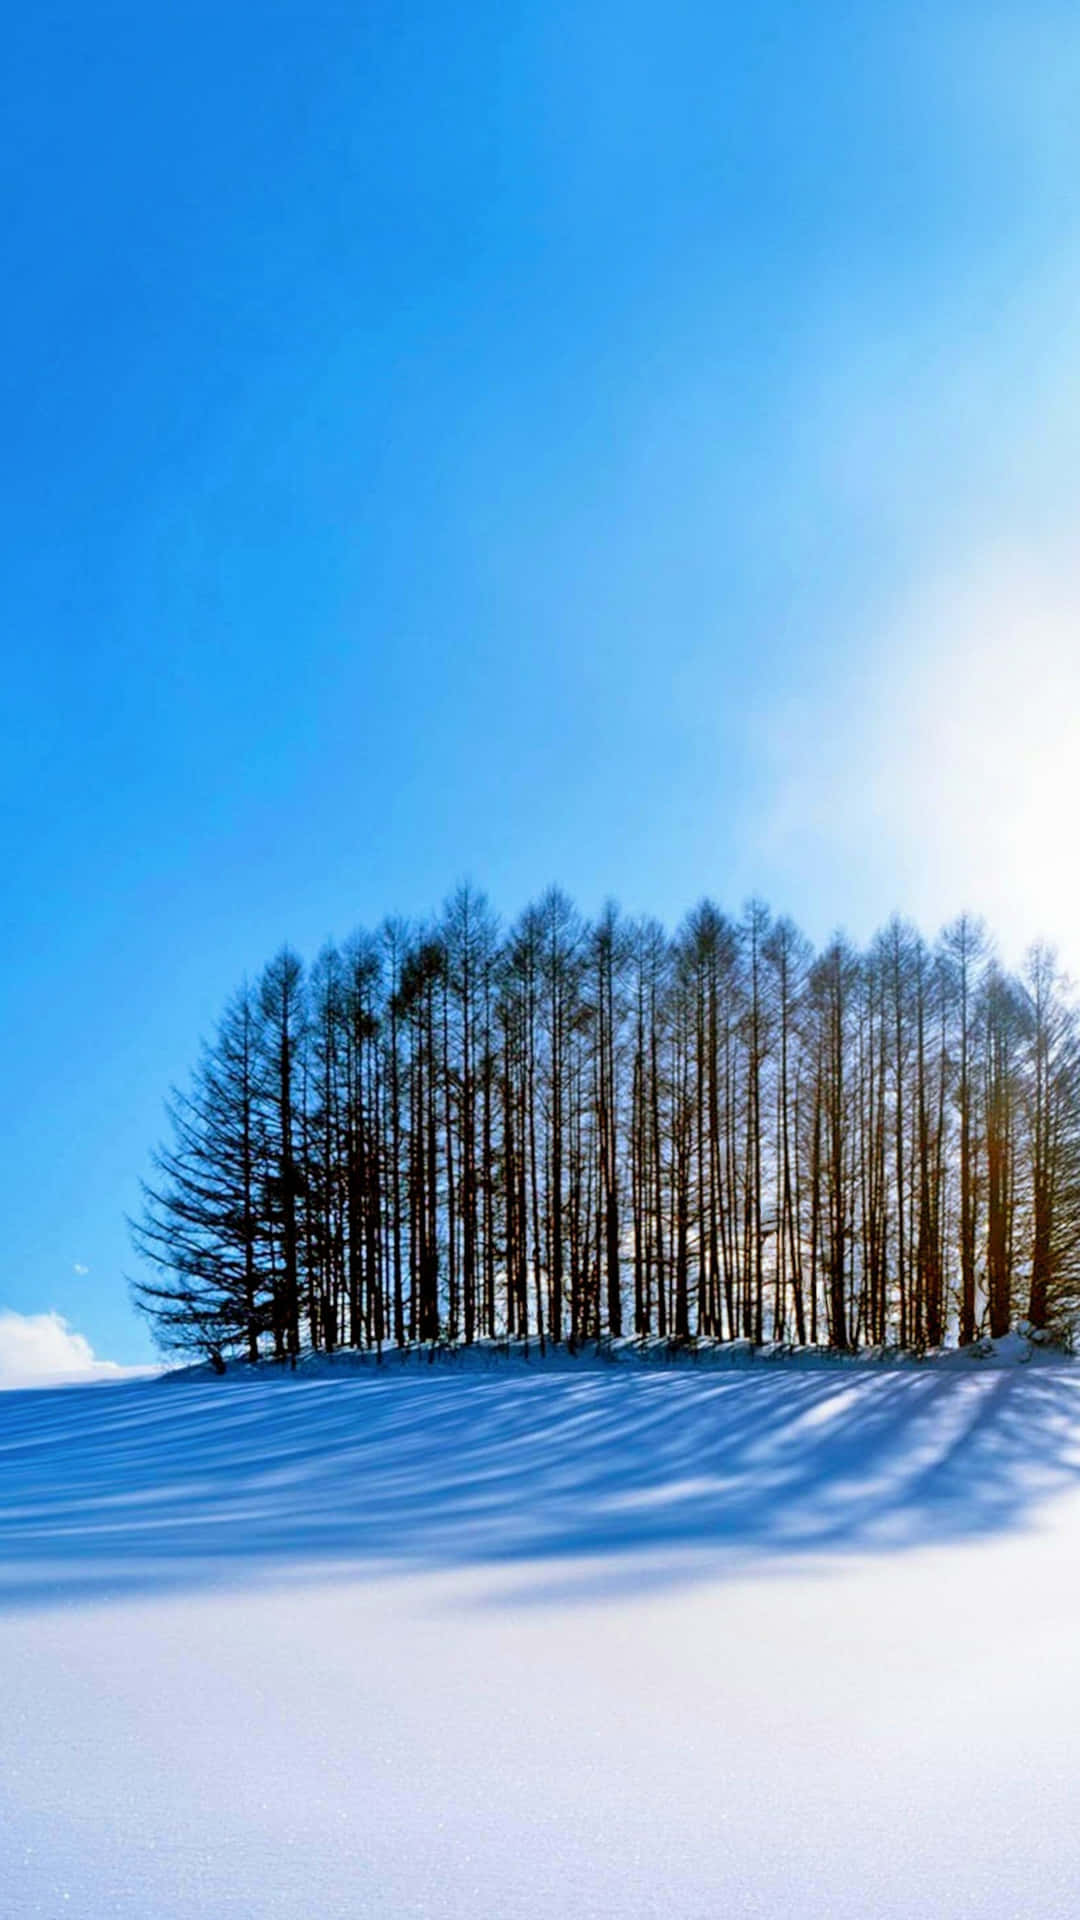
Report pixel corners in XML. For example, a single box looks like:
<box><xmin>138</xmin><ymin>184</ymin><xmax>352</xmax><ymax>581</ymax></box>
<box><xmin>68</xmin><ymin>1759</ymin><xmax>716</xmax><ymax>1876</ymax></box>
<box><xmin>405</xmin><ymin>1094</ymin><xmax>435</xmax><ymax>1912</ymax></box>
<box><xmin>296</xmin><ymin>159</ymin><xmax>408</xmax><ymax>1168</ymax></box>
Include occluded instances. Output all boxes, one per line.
<box><xmin>166</xmin><ymin>1324</ymin><xmax>1072</xmax><ymax>1386</ymax></box>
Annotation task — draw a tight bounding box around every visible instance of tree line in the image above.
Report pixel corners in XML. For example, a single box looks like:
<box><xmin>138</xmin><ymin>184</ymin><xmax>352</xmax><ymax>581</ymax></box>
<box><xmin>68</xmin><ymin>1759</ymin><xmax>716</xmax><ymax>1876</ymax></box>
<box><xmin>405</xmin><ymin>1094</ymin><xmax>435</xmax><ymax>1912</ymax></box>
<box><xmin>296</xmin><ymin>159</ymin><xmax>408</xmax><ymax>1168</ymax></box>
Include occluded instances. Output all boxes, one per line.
<box><xmin>131</xmin><ymin>888</ymin><xmax>1080</xmax><ymax>1362</ymax></box>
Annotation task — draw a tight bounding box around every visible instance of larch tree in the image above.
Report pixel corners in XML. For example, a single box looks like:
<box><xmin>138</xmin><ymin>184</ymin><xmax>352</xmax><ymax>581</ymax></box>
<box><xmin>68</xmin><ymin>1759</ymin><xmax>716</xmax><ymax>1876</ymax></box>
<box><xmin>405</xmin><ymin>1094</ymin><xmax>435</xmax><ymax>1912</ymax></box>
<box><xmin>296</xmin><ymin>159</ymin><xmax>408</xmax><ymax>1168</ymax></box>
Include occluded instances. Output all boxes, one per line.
<box><xmin>133</xmin><ymin>888</ymin><xmax>1080</xmax><ymax>1362</ymax></box>
<box><xmin>131</xmin><ymin>983</ymin><xmax>269</xmax><ymax>1363</ymax></box>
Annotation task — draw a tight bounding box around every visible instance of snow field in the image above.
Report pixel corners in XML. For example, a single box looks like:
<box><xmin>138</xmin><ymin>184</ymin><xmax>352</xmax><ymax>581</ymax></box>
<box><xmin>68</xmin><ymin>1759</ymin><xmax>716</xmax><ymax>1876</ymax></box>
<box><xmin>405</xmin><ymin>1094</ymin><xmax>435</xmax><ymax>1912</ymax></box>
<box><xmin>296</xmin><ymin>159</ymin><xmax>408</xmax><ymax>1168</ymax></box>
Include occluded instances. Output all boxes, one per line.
<box><xmin>2</xmin><ymin>1355</ymin><xmax>1080</xmax><ymax>1917</ymax></box>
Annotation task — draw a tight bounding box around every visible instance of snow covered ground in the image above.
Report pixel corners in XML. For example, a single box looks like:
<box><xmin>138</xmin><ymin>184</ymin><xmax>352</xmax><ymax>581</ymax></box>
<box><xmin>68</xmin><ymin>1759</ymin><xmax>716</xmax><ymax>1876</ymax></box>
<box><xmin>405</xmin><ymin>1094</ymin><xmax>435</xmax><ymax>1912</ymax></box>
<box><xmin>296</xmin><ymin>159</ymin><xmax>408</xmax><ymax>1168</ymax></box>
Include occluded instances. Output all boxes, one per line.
<box><xmin>3</xmin><ymin>1346</ymin><xmax>1080</xmax><ymax>1917</ymax></box>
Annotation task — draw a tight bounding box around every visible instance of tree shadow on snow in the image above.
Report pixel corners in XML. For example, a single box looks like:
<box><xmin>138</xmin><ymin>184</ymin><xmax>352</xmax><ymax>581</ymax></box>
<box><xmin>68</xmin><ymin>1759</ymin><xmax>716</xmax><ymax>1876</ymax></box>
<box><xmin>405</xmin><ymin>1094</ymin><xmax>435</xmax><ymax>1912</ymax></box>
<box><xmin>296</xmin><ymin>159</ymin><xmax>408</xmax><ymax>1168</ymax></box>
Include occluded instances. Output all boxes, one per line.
<box><xmin>0</xmin><ymin>1360</ymin><xmax>1078</xmax><ymax>1611</ymax></box>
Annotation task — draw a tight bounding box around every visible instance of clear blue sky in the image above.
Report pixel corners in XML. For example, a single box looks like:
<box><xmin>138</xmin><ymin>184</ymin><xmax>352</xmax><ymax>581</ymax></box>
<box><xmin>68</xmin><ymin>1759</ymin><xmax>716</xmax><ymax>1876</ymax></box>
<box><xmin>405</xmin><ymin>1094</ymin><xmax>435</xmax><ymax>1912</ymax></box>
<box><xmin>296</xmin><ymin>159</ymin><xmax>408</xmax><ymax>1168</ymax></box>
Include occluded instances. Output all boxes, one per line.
<box><xmin>5</xmin><ymin>1</ymin><xmax>1080</xmax><ymax>1363</ymax></box>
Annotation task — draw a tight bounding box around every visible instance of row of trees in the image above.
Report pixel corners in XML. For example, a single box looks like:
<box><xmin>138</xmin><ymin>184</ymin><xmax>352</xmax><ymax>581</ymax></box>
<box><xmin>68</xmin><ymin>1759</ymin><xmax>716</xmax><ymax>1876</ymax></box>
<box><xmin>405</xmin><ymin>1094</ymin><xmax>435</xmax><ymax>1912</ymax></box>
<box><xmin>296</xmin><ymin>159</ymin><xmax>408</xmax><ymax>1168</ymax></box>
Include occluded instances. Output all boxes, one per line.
<box><xmin>131</xmin><ymin>888</ymin><xmax>1080</xmax><ymax>1361</ymax></box>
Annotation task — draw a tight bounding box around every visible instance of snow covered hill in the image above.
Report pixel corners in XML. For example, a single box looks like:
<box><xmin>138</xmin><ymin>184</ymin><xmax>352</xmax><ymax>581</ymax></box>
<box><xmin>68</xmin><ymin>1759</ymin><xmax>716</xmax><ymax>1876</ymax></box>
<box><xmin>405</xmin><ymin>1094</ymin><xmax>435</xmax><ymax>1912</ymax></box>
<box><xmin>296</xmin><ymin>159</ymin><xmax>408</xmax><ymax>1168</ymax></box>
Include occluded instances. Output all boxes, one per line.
<box><xmin>3</xmin><ymin>1350</ymin><xmax>1080</xmax><ymax>1917</ymax></box>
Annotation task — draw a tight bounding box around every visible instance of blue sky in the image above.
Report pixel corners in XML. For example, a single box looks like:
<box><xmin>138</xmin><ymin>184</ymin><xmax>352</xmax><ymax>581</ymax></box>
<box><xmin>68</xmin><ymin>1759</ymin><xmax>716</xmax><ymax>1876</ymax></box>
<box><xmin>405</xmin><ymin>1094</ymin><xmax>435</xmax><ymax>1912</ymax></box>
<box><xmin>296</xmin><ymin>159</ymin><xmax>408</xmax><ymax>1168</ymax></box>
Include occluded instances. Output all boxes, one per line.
<box><xmin>5</xmin><ymin>1</ymin><xmax>1080</xmax><ymax>1364</ymax></box>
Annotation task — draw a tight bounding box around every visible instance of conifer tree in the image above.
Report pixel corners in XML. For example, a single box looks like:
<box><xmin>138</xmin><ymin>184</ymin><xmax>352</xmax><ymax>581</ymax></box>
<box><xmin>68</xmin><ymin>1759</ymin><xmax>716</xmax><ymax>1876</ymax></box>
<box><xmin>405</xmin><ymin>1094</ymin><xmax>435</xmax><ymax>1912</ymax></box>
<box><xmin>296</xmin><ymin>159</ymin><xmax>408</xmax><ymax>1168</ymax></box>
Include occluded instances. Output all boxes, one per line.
<box><xmin>131</xmin><ymin>985</ymin><xmax>269</xmax><ymax>1362</ymax></box>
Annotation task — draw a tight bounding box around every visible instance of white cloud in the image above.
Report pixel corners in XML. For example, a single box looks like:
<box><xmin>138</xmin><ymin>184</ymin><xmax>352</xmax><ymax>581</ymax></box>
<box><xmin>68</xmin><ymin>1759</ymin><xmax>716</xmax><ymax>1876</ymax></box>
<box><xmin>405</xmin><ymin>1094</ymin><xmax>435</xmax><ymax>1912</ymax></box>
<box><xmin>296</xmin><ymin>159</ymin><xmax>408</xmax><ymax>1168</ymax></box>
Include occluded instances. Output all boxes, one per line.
<box><xmin>72</xmin><ymin>1263</ymin><xmax>89</xmax><ymax>1276</ymax></box>
<box><xmin>0</xmin><ymin>1310</ymin><xmax>123</xmax><ymax>1390</ymax></box>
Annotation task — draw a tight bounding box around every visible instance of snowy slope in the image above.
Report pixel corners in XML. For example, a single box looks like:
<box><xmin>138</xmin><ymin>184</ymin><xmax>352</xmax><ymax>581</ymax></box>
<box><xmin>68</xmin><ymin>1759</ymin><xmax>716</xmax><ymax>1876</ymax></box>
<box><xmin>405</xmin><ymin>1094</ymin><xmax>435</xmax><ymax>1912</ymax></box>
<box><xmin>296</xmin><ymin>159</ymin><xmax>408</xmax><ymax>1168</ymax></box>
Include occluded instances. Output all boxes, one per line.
<box><xmin>3</xmin><ymin>1351</ymin><xmax>1080</xmax><ymax>1917</ymax></box>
